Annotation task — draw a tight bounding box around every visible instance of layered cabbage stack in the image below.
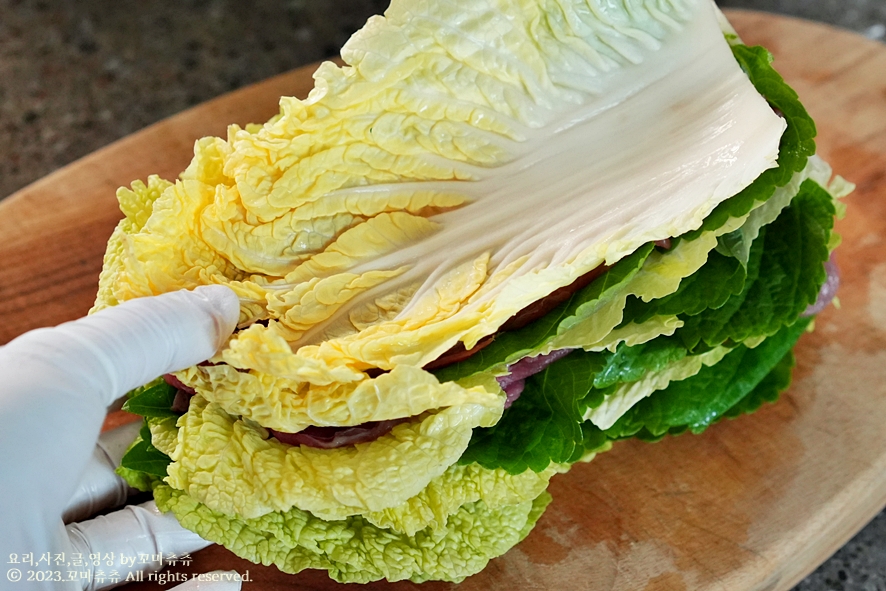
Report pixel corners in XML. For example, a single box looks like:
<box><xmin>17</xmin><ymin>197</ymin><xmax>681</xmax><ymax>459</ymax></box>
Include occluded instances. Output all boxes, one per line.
<box><xmin>98</xmin><ymin>0</ymin><xmax>851</xmax><ymax>583</ymax></box>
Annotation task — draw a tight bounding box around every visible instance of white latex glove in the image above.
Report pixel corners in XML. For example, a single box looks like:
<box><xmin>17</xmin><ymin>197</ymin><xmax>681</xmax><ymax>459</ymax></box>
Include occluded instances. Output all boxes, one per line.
<box><xmin>0</xmin><ymin>286</ymin><xmax>242</xmax><ymax>590</ymax></box>
<box><xmin>62</xmin><ymin>420</ymin><xmax>141</xmax><ymax>526</ymax></box>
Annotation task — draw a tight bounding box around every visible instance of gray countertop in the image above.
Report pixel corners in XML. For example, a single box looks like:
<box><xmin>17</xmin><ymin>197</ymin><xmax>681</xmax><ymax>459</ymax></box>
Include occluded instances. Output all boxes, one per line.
<box><xmin>1</xmin><ymin>1</ymin><xmax>884</xmax><ymax>589</ymax></box>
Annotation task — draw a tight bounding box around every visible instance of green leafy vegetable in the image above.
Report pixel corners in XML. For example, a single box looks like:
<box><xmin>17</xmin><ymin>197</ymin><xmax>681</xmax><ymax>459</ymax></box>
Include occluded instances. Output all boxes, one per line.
<box><xmin>459</xmin><ymin>351</ymin><xmax>609</xmax><ymax>474</ymax></box>
<box><xmin>622</xmin><ymin>178</ymin><xmax>834</xmax><ymax>353</ymax></box>
<box><xmin>621</xmin><ymin>248</ymin><xmax>748</xmax><ymax>329</ymax></box>
<box><xmin>118</xmin><ymin>421</ymin><xmax>173</xmax><ymax>479</ymax></box>
<box><xmin>716</xmin><ymin>228</ymin><xmax>754</xmax><ymax>267</ymax></box>
<box><xmin>458</xmin><ymin>172</ymin><xmax>832</xmax><ymax>473</ymax></box>
<box><xmin>115</xmin><ymin>464</ymin><xmax>159</xmax><ymax>493</ymax></box>
<box><xmin>592</xmin><ymin>338</ymin><xmax>689</xmax><ymax>390</ymax></box>
<box><xmin>723</xmin><ymin>350</ymin><xmax>795</xmax><ymax>419</ymax></box>
<box><xmin>121</xmin><ymin>380</ymin><xmax>178</xmax><ymax>418</ymax></box>
<box><xmin>605</xmin><ymin>318</ymin><xmax>810</xmax><ymax>439</ymax></box>
<box><xmin>677</xmin><ymin>179</ymin><xmax>834</xmax><ymax>349</ymax></box>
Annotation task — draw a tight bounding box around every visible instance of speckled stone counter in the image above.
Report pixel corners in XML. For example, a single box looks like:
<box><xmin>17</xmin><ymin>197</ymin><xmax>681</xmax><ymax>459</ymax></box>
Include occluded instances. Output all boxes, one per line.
<box><xmin>1</xmin><ymin>1</ymin><xmax>884</xmax><ymax>589</ymax></box>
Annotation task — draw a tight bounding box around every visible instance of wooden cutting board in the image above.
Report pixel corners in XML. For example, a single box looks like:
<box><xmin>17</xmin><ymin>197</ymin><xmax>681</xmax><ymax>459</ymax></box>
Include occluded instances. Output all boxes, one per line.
<box><xmin>1</xmin><ymin>10</ymin><xmax>885</xmax><ymax>591</ymax></box>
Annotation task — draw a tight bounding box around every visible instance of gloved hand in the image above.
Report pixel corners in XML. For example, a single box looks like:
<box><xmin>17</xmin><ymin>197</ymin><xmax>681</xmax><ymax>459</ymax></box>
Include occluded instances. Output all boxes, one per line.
<box><xmin>0</xmin><ymin>286</ymin><xmax>243</xmax><ymax>590</ymax></box>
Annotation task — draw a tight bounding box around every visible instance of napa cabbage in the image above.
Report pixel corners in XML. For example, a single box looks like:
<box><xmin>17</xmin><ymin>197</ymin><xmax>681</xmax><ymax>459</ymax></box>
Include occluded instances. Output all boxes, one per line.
<box><xmin>105</xmin><ymin>0</ymin><xmax>847</xmax><ymax>584</ymax></box>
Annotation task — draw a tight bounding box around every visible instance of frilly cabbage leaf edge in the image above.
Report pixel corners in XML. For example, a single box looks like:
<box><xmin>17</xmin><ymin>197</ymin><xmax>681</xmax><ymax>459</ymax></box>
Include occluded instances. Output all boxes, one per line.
<box><xmin>107</xmin><ymin>0</ymin><xmax>851</xmax><ymax>584</ymax></box>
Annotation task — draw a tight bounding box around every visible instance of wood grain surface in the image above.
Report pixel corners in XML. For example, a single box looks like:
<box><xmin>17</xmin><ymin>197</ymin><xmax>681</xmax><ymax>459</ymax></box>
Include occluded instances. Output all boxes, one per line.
<box><xmin>1</xmin><ymin>10</ymin><xmax>885</xmax><ymax>591</ymax></box>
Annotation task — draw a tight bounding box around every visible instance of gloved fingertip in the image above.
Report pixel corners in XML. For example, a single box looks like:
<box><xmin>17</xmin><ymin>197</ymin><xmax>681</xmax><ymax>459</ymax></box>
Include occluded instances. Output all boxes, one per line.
<box><xmin>188</xmin><ymin>285</ymin><xmax>240</xmax><ymax>351</ymax></box>
<box><xmin>191</xmin><ymin>285</ymin><xmax>240</xmax><ymax>326</ymax></box>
